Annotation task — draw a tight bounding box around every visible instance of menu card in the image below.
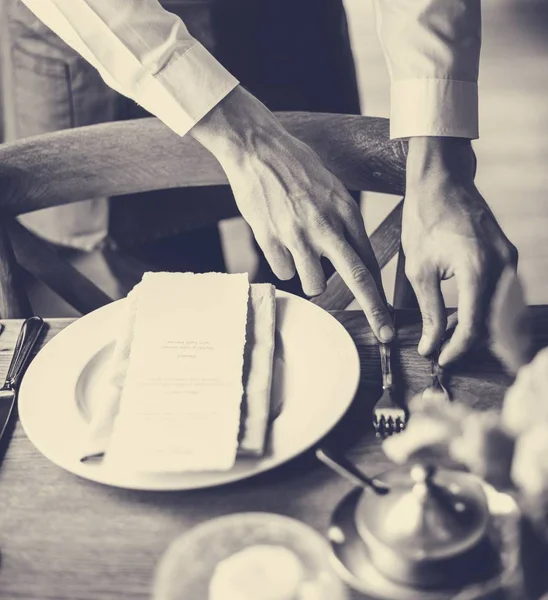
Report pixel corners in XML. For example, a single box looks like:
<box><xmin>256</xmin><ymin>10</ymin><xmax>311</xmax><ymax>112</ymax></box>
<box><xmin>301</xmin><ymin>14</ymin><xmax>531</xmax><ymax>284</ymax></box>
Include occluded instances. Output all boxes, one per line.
<box><xmin>103</xmin><ymin>272</ymin><xmax>250</xmax><ymax>473</ymax></box>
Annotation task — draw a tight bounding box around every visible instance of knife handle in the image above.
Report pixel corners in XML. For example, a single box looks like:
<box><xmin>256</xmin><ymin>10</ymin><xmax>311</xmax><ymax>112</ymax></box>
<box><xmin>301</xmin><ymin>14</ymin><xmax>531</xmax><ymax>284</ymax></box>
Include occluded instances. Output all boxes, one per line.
<box><xmin>4</xmin><ymin>316</ymin><xmax>45</xmax><ymax>389</ymax></box>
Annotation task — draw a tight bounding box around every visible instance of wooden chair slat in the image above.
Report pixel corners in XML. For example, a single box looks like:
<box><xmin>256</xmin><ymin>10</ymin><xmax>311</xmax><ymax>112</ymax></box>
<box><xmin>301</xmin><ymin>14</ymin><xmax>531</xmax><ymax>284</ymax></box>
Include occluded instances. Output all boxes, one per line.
<box><xmin>393</xmin><ymin>244</ymin><xmax>419</xmax><ymax>310</ymax></box>
<box><xmin>0</xmin><ymin>113</ymin><xmax>406</xmax><ymax>216</ymax></box>
<box><xmin>312</xmin><ymin>200</ymin><xmax>404</xmax><ymax>310</ymax></box>
<box><xmin>0</xmin><ymin>219</ymin><xmax>32</xmax><ymax>318</ymax></box>
<box><xmin>7</xmin><ymin>219</ymin><xmax>113</xmax><ymax>315</ymax></box>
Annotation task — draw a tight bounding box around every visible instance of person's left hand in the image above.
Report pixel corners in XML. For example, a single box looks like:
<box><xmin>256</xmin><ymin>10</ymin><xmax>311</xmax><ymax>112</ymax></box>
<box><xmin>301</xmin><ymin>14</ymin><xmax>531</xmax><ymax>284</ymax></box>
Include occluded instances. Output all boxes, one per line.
<box><xmin>402</xmin><ymin>137</ymin><xmax>518</xmax><ymax>366</ymax></box>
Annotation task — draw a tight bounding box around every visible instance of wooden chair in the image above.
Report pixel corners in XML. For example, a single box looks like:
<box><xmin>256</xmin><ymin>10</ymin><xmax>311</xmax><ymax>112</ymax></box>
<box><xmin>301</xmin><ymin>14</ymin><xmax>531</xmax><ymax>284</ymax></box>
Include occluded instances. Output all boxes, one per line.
<box><xmin>0</xmin><ymin>112</ymin><xmax>414</xmax><ymax>319</ymax></box>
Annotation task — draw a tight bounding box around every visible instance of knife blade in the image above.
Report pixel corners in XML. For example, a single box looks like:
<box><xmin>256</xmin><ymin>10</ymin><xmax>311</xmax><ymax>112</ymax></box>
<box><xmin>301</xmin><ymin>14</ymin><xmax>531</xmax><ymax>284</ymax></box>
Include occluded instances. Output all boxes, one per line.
<box><xmin>0</xmin><ymin>316</ymin><xmax>45</xmax><ymax>443</ymax></box>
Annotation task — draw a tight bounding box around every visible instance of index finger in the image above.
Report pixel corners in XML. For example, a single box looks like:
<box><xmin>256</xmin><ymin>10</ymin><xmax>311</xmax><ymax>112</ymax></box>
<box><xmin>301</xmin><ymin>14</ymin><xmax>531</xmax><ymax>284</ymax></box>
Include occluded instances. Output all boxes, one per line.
<box><xmin>326</xmin><ymin>240</ymin><xmax>394</xmax><ymax>342</ymax></box>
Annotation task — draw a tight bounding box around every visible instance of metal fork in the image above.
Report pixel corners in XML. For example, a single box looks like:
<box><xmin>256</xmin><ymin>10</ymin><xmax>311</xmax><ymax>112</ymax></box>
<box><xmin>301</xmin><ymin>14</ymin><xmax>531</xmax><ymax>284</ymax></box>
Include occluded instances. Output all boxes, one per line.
<box><xmin>421</xmin><ymin>346</ymin><xmax>451</xmax><ymax>402</ymax></box>
<box><xmin>372</xmin><ymin>341</ymin><xmax>407</xmax><ymax>438</ymax></box>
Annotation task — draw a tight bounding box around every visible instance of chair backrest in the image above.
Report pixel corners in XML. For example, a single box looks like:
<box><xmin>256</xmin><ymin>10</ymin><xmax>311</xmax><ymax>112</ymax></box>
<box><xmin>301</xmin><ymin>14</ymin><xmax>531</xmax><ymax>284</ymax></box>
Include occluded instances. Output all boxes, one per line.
<box><xmin>0</xmin><ymin>112</ymin><xmax>410</xmax><ymax>318</ymax></box>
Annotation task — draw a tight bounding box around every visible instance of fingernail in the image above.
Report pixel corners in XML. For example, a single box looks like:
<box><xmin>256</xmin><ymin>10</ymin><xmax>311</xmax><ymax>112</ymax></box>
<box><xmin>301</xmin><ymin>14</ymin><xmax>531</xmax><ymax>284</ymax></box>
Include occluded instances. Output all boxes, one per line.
<box><xmin>379</xmin><ymin>325</ymin><xmax>394</xmax><ymax>342</ymax></box>
<box><xmin>438</xmin><ymin>349</ymin><xmax>449</xmax><ymax>367</ymax></box>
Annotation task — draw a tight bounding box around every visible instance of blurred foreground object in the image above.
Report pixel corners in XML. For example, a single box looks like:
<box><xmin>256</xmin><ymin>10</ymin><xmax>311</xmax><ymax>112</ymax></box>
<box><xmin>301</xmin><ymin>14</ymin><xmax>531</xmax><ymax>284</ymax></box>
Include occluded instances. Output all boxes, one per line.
<box><xmin>489</xmin><ymin>267</ymin><xmax>533</xmax><ymax>375</ymax></box>
<box><xmin>153</xmin><ymin>512</ymin><xmax>348</xmax><ymax>600</ymax></box>
<box><xmin>384</xmin><ymin>269</ymin><xmax>547</xmax><ymax>503</ymax></box>
<box><xmin>383</xmin><ymin>270</ymin><xmax>548</xmax><ymax>598</ymax></box>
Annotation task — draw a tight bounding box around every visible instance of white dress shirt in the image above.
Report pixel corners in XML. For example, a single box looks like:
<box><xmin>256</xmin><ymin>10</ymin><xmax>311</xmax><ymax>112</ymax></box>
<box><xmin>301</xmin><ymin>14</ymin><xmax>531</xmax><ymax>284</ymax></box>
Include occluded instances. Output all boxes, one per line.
<box><xmin>373</xmin><ymin>0</ymin><xmax>480</xmax><ymax>139</ymax></box>
<box><xmin>19</xmin><ymin>0</ymin><xmax>481</xmax><ymax>249</ymax></box>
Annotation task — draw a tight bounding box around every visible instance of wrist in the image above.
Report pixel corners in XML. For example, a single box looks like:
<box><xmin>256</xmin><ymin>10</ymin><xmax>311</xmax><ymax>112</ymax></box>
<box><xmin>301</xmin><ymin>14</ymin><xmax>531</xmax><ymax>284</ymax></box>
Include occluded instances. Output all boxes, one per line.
<box><xmin>190</xmin><ymin>86</ymin><xmax>284</xmax><ymax>162</ymax></box>
<box><xmin>406</xmin><ymin>137</ymin><xmax>476</xmax><ymax>186</ymax></box>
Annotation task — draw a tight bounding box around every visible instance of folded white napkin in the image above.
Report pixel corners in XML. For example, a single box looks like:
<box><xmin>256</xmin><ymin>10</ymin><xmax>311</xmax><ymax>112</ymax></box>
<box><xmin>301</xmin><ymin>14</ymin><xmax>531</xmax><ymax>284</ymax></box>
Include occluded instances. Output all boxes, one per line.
<box><xmin>238</xmin><ymin>283</ymin><xmax>277</xmax><ymax>456</ymax></box>
<box><xmin>80</xmin><ymin>273</ymin><xmax>276</xmax><ymax>472</ymax></box>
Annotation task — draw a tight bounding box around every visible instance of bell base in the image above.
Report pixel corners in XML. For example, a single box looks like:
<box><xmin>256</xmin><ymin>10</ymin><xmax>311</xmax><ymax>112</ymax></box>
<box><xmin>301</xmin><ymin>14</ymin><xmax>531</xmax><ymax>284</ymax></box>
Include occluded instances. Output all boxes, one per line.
<box><xmin>327</xmin><ymin>486</ymin><xmax>523</xmax><ymax>600</ymax></box>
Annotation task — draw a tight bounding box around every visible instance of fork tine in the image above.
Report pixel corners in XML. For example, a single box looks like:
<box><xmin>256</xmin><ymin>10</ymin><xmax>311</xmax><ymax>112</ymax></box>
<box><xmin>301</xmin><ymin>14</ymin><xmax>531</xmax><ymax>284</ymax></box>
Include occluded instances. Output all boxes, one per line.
<box><xmin>373</xmin><ymin>397</ymin><xmax>406</xmax><ymax>432</ymax></box>
<box><xmin>373</xmin><ymin>395</ymin><xmax>407</xmax><ymax>438</ymax></box>
<box><xmin>373</xmin><ymin>408</ymin><xmax>407</xmax><ymax>438</ymax></box>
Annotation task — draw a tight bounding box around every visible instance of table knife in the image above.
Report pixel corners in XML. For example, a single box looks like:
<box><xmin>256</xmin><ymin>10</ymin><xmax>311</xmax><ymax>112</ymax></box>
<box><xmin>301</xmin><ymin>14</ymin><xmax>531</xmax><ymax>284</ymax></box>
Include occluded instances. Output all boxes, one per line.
<box><xmin>0</xmin><ymin>316</ymin><xmax>45</xmax><ymax>443</ymax></box>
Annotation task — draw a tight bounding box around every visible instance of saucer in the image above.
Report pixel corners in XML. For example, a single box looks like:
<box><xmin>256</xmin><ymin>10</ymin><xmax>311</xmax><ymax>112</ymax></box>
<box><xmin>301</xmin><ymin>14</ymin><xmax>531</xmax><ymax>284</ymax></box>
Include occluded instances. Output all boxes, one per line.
<box><xmin>327</xmin><ymin>485</ymin><xmax>524</xmax><ymax>599</ymax></box>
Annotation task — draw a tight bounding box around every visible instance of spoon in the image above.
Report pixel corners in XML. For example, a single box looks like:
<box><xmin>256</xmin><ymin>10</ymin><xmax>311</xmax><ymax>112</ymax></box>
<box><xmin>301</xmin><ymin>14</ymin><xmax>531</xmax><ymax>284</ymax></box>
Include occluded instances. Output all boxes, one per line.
<box><xmin>316</xmin><ymin>447</ymin><xmax>390</xmax><ymax>495</ymax></box>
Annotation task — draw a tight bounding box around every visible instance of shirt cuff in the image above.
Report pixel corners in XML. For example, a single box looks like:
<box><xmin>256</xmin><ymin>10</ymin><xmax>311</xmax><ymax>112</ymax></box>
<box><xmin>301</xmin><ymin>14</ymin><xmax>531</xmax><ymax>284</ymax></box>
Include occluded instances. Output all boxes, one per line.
<box><xmin>389</xmin><ymin>79</ymin><xmax>478</xmax><ymax>140</ymax></box>
<box><xmin>136</xmin><ymin>42</ymin><xmax>240</xmax><ymax>137</ymax></box>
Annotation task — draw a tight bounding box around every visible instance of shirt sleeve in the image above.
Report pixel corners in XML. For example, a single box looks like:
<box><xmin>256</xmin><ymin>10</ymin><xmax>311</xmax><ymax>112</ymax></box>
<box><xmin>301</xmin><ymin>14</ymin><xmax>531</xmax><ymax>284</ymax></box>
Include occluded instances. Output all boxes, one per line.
<box><xmin>373</xmin><ymin>0</ymin><xmax>481</xmax><ymax>140</ymax></box>
<box><xmin>20</xmin><ymin>0</ymin><xmax>240</xmax><ymax>137</ymax></box>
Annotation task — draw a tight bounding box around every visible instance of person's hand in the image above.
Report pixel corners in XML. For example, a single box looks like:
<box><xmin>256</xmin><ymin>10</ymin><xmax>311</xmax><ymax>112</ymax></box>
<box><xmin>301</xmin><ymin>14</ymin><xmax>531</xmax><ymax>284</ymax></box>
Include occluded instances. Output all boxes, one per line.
<box><xmin>190</xmin><ymin>86</ymin><xmax>394</xmax><ymax>342</ymax></box>
<box><xmin>403</xmin><ymin>137</ymin><xmax>518</xmax><ymax>366</ymax></box>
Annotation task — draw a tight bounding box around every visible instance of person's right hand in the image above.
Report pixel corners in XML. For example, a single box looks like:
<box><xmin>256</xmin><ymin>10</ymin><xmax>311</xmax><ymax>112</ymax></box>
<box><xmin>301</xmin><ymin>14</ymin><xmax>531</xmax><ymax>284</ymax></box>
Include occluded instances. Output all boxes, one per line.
<box><xmin>190</xmin><ymin>86</ymin><xmax>394</xmax><ymax>343</ymax></box>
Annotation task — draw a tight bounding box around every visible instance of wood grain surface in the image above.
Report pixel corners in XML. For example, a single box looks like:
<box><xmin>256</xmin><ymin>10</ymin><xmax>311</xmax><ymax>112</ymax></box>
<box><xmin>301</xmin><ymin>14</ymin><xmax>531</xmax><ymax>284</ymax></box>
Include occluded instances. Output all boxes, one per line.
<box><xmin>0</xmin><ymin>113</ymin><xmax>406</xmax><ymax>217</ymax></box>
<box><xmin>0</xmin><ymin>308</ymin><xmax>546</xmax><ymax>600</ymax></box>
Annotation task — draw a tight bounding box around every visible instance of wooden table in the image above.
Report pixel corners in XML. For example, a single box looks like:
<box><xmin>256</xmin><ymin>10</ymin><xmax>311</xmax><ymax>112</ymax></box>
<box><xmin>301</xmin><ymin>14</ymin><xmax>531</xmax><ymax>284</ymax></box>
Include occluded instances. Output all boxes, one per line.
<box><xmin>0</xmin><ymin>308</ymin><xmax>547</xmax><ymax>600</ymax></box>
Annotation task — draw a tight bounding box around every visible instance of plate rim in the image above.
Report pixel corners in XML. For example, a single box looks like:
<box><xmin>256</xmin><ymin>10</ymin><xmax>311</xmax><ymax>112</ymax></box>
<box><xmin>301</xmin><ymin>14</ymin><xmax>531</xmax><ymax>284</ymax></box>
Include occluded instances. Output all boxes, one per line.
<box><xmin>18</xmin><ymin>291</ymin><xmax>360</xmax><ymax>491</ymax></box>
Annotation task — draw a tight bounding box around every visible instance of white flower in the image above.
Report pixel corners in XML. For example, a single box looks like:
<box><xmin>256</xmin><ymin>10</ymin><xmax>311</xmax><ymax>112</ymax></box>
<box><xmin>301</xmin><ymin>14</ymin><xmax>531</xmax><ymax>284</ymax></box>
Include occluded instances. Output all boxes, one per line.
<box><xmin>383</xmin><ymin>346</ymin><xmax>548</xmax><ymax>511</ymax></box>
<box><xmin>382</xmin><ymin>395</ymin><xmax>472</xmax><ymax>464</ymax></box>
<box><xmin>512</xmin><ymin>422</ymin><xmax>548</xmax><ymax>501</ymax></box>
<box><xmin>502</xmin><ymin>346</ymin><xmax>548</xmax><ymax>437</ymax></box>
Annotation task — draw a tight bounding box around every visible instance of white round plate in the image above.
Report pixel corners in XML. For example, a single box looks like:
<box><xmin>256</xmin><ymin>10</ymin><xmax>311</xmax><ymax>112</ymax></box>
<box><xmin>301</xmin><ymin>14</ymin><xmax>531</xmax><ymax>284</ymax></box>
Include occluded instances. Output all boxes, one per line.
<box><xmin>18</xmin><ymin>291</ymin><xmax>360</xmax><ymax>491</ymax></box>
